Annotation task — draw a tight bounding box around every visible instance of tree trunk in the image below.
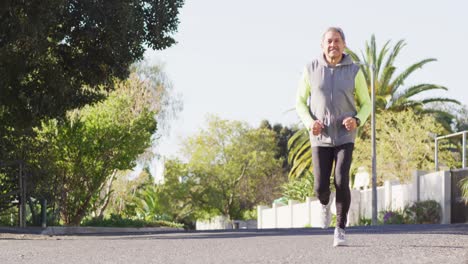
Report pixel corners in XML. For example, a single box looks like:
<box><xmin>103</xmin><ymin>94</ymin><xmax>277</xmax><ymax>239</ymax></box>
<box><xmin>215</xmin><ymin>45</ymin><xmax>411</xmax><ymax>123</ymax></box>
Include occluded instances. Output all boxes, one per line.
<box><xmin>96</xmin><ymin>170</ymin><xmax>117</xmax><ymax>219</ymax></box>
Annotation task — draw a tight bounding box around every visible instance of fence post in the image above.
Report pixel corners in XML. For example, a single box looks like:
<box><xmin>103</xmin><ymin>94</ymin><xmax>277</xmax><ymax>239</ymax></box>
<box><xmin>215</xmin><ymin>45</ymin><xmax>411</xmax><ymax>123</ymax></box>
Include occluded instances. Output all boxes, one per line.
<box><xmin>441</xmin><ymin>171</ymin><xmax>451</xmax><ymax>224</ymax></box>
<box><xmin>273</xmin><ymin>202</ymin><xmax>278</xmax><ymax>228</ymax></box>
<box><xmin>41</xmin><ymin>199</ymin><xmax>47</xmax><ymax>228</ymax></box>
<box><xmin>257</xmin><ymin>205</ymin><xmax>269</xmax><ymax>229</ymax></box>
<box><xmin>306</xmin><ymin>197</ymin><xmax>312</xmax><ymax>227</ymax></box>
<box><xmin>19</xmin><ymin>162</ymin><xmax>26</xmax><ymax>228</ymax></box>
<box><xmin>463</xmin><ymin>132</ymin><xmax>466</xmax><ymax>168</ymax></box>
<box><xmin>384</xmin><ymin>181</ymin><xmax>392</xmax><ymax>210</ymax></box>
<box><xmin>435</xmin><ymin>138</ymin><xmax>439</xmax><ymax>171</ymax></box>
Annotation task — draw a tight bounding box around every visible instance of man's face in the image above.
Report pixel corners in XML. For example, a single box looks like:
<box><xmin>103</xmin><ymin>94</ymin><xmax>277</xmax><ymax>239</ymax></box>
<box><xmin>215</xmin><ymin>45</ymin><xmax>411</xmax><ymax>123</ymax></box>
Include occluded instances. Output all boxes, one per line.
<box><xmin>321</xmin><ymin>31</ymin><xmax>345</xmax><ymax>60</ymax></box>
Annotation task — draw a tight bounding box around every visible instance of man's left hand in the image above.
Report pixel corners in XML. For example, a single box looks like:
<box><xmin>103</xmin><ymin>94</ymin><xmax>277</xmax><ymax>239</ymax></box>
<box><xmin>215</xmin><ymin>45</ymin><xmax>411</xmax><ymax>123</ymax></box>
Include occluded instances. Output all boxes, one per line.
<box><xmin>343</xmin><ymin>117</ymin><xmax>358</xmax><ymax>131</ymax></box>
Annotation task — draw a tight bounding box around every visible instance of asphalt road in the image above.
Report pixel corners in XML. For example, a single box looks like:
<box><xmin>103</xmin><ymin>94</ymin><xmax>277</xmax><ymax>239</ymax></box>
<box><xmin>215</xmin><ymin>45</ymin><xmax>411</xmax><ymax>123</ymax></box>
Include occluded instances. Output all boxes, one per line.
<box><xmin>1</xmin><ymin>224</ymin><xmax>467</xmax><ymax>264</ymax></box>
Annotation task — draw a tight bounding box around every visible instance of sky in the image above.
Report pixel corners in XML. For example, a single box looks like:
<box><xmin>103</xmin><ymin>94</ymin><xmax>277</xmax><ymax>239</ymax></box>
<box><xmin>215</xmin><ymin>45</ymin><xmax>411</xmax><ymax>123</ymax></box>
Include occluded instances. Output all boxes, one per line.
<box><xmin>145</xmin><ymin>0</ymin><xmax>468</xmax><ymax>159</ymax></box>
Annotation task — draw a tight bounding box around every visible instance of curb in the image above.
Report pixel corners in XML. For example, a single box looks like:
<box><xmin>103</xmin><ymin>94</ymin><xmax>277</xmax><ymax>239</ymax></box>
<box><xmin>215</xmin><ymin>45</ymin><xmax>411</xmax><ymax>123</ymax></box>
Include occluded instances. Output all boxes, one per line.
<box><xmin>0</xmin><ymin>226</ymin><xmax>184</xmax><ymax>236</ymax></box>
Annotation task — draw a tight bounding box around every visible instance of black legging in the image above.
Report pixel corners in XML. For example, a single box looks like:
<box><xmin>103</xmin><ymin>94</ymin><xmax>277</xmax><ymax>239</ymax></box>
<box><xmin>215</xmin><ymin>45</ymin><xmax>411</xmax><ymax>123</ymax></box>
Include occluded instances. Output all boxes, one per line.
<box><xmin>312</xmin><ymin>143</ymin><xmax>354</xmax><ymax>229</ymax></box>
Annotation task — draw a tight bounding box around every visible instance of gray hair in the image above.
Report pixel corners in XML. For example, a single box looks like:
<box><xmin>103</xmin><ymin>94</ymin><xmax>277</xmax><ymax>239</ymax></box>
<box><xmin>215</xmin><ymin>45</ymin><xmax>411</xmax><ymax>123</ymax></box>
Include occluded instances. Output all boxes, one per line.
<box><xmin>322</xmin><ymin>27</ymin><xmax>346</xmax><ymax>43</ymax></box>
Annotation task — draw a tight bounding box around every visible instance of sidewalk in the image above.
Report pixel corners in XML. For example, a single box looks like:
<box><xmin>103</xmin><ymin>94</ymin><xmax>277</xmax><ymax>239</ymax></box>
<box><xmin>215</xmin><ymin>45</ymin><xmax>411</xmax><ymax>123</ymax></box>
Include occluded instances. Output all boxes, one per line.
<box><xmin>0</xmin><ymin>225</ymin><xmax>183</xmax><ymax>236</ymax></box>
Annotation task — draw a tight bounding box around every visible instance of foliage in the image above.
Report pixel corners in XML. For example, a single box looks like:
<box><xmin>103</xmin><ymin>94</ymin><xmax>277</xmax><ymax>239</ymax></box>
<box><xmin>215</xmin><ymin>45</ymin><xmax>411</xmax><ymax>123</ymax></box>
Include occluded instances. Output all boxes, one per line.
<box><xmin>404</xmin><ymin>200</ymin><xmax>441</xmax><ymax>224</ymax></box>
<box><xmin>31</xmin><ymin>74</ymin><xmax>157</xmax><ymax>225</ymax></box>
<box><xmin>357</xmin><ymin>217</ymin><xmax>372</xmax><ymax>226</ymax></box>
<box><xmin>353</xmin><ymin>109</ymin><xmax>457</xmax><ymax>183</ymax></box>
<box><xmin>103</xmin><ymin>169</ymin><xmax>154</xmax><ymax>218</ymax></box>
<box><xmin>379</xmin><ymin>210</ymin><xmax>405</xmax><ymax>225</ymax></box>
<box><xmin>0</xmin><ymin>0</ymin><xmax>184</xmax><ymax>214</ymax></box>
<box><xmin>346</xmin><ymin>35</ymin><xmax>459</xmax><ymax>113</ymax></box>
<box><xmin>330</xmin><ymin>214</ymin><xmax>337</xmax><ymax>228</ymax></box>
<box><xmin>181</xmin><ymin>115</ymin><xmax>284</xmax><ymax>221</ymax></box>
<box><xmin>460</xmin><ymin>177</ymin><xmax>468</xmax><ymax>204</ymax></box>
<box><xmin>0</xmin><ymin>0</ymin><xmax>184</xmax><ymax>132</ymax></box>
<box><xmin>133</xmin><ymin>184</ymin><xmax>171</xmax><ymax>222</ymax></box>
<box><xmin>452</xmin><ymin>104</ymin><xmax>468</xmax><ymax>132</ymax></box>
<box><xmin>81</xmin><ymin>214</ymin><xmax>183</xmax><ymax>228</ymax></box>
<box><xmin>241</xmin><ymin>209</ymin><xmax>257</xmax><ymax>220</ymax></box>
<box><xmin>259</xmin><ymin>120</ymin><xmax>296</xmax><ymax>170</ymax></box>
<box><xmin>0</xmin><ymin>206</ymin><xmax>17</xmax><ymax>227</ymax></box>
<box><xmin>287</xmin><ymin>128</ymin><xmax>311</xmax><ymax>179</ymax></box>
<box><xmin>281</xmin><ymin>171</ymin><xmax>314</xmax><ymax>202</ymax></box>
<box><xmin>89</xmin><ymin>63</ymin><xmax>182</xmax><ymax>219</ymax></box>
<box><xmin>153</xmin><ymin>158</ymin><xmax>199</xmax><ymax>223</ymax></box>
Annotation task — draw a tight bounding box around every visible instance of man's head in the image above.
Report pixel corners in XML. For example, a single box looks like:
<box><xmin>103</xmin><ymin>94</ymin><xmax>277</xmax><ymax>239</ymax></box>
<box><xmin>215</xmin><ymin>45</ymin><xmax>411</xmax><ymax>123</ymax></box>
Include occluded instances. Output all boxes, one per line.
<box><xmin>321</xmin><ymin>27</ymin><xmax>346</xmax><ymax>65</ymax></box>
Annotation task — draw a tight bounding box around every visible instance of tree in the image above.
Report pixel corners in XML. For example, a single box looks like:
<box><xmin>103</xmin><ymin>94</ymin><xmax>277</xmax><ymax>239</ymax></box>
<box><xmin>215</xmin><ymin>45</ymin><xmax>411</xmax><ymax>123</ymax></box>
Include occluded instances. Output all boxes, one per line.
<box><xmin>0</xmin><ymin>0</ymin><xmax>184</xmax><ymax>213</ymax></box>
<box><xmin>259</xmin><ymin>120</ymin><xmax>296</xmax><ymax>170</ymax></box>
<box><xmin>32</xmin><ymin>73</ymin><xmax>158</xmax><ymax>225</ymax></box>
<box><xmin>346</xmin><ymin>35</ymin><xmax>459</xmax><ymax>112</ymax></box>
<box><xmin>352</xmin><ymin>109</ymin><xmax>457</xmax><ymax>184</ymax></box>
<box><xmin>288</xmin><ymin>35</ymin><xmax>460</xmax><ymax>180</ymax></box>
<box><xmin>0</xmin><ymin>0</ymin><xmax>183</xmax><ymax>214</ymax></box>
<box><xmin>0</xmin><ymin>0</ymin><xmax>184</xmax><ymax>132</ymax></box>
<box><xmin>101</xmin><ymin>168</ymin><xmax>154</xmax><ymax>218</ymax></box>
<box><xmin>152</xmin><ymin>158</ymin><xmax>200</xmax><ymax>224</ymax></box>
<box><xmin>181</xmin><ymin>116</ymin><xmax>283</xmax><ymax>222</ymax></box>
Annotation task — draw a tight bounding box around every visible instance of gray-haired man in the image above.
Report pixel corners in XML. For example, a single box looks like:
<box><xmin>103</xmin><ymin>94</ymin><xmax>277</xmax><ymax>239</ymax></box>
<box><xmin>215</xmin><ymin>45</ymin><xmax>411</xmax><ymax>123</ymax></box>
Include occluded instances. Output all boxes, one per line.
<box><xmin>296</xmin><ymin>27</ymin><xmax>371</xmax><ymax>246</ymax></box>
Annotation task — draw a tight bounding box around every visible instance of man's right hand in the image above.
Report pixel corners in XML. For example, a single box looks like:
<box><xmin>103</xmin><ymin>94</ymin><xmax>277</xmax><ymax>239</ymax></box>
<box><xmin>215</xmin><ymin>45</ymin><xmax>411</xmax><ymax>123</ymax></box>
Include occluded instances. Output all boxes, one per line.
<box><xmin>310</xmin><ymin>120</ymin><xmax>324</xmax><ymax>136</ymax></box>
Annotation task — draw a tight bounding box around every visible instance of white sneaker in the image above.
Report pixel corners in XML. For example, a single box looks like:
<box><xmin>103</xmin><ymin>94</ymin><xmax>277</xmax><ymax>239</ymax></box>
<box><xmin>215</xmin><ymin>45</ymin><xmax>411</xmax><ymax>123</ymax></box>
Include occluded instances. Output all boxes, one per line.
<box><xmin>319</xmin><ymin>203</ymin><xmax>331</xmax><ymax>229</ymax></box>
<box><xmin>333</xmin><ymin>227</ymin><xmax>347</xmax><ymax>247</ymax></box>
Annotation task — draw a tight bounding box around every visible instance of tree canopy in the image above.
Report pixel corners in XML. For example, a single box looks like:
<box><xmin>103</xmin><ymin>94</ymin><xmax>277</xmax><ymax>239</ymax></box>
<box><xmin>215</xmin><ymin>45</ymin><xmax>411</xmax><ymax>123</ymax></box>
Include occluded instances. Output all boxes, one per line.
<box><xmin>181</xmin><ymin>116</ymin><xmax>284</xmax><ymax>221</ymax></box>
<box><xmin>0</xmin><ymin>0</ymin><xmax>184</xmax><ymax>132</ymax></box>
<box><xmin>31</xmin><ymin>73</ymin><xmax>158</xmax><ymax>225</ymax></box>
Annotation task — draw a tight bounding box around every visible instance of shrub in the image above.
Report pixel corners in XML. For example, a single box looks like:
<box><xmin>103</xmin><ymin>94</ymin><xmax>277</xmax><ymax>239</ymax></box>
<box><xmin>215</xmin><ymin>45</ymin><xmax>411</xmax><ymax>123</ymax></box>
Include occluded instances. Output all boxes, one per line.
<box><xmin>357</xmin><ymin>217</ymin><xmax>372</xmax><ymax>226</ymax></box>
<box><xmin>281</xmin><ymin>171</ymin><xmax>314</xmax><ymax>202</ymax></box>
<box><xmin>331</xmin><ymin>214</ymin><xmax>337</xmax><ymax>227</ymax></box>
<box><xmin>404</xmin><ymin>200</ymin><xmax>441</xmax><ymax>224</ymax></box>
<box><xmin>379</xmin><ymin>210</ymin><xmax>405</xmax><ymax>225</ymax></box>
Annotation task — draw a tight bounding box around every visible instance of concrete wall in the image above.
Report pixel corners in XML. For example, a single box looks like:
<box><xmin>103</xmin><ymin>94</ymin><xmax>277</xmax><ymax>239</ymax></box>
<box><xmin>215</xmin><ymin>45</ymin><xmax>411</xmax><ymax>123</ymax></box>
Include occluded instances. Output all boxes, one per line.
<box><xmin>196</xmin><ymin>169</ymin><xmax>464</xmax><ymax>230</ymax></box>
<box><xmin>196</xmin><ymin>215</ymin><xmax>258</xmax><ymax>230</ymax></box>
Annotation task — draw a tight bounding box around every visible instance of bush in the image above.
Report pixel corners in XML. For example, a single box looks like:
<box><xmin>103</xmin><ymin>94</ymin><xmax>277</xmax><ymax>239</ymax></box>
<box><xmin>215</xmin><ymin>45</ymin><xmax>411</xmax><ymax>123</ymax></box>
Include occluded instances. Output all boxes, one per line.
<box><xmin>241</xmin><ymin>209</ymin><xmax>257</xmax><ymax>220</ymax></box>
<box><xmin>379</xmin><ymin>210</ymin><xmax>405</xmax><ymax>225</ymax></box>
<box><xmin>357</xmin><ymin>217</ymin><xmax>372</xmax><ymax>226</ymax></box>
<box><xmin>0</xmin><ymin>207</ymin><xmax>16</xmax><ymax>227</ymax></box>
<box><xmin>404</xmin><ymin>200</ymin><xmax>441</xmax><ymax>224</ymax></box>
<box><xmin>281</xmin><ymin>171</ymin><xmax>314</xmax><ymax>202</ymax></box>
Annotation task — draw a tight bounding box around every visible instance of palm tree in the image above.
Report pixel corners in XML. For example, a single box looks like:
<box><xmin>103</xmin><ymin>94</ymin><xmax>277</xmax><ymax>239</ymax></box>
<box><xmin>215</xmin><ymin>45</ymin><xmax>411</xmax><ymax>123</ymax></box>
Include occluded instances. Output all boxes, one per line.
<box><xmin>288</xmin><ymin>35</ymin><xmax>460</xmax><ymax>179</ymax></box>
<box><xmin>346</xmin><ymin>35</ymin><xmax>459</xmax><ymax>112</ymax></box>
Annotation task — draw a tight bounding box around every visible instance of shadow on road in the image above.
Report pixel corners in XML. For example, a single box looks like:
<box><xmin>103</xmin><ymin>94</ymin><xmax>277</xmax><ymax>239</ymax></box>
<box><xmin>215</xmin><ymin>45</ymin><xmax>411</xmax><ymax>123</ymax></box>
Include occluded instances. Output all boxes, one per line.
<box><xmin>1</xmin><ymin>224</ymin><xmax>466</xmax><ymax>241</ymax></box>
<box><xmin>104</xmin><ymin>224</ymin><xmax>468</xmax><ymax>241</ymax></box>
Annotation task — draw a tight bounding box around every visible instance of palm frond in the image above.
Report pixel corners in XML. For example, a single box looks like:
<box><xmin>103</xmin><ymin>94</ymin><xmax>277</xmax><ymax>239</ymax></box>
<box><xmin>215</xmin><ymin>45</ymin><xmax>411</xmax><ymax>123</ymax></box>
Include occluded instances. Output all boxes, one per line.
<box><xmin>345</xmin><ymin>48</ymin><xmax>360</xmax><ymax>62</ymax></box>
<box><xmin>420</xmin><ymin>98</ymin><xmax>461</xmax><ymax>105</ymax></box>
<box><xmin>376</xmin><ymin>40</ymin><xmax>391</xmax><ymax>78</ymax></box>
<box><xmin>389</xmin><ymin>58</ymin><xmax>437</xmax><ymax>94</ymax></box>
<box><xmin>287</xmin><ymin>128</ymin><xmax>308</xmax><ymax>150</ymax></box>
<box><xmin>378</xmin><ymin>66</ymin><xmax>396</xmax><ymax>96</ymax></box>
<box><xmin>399</xmin><ymin>84</ymin><xmax>448</xmax><ymax>100</ymax></box>
<box><xmin>383</xmin><ymin>39</ymin><xmax>406</xmax><ymax>71</ymax></box>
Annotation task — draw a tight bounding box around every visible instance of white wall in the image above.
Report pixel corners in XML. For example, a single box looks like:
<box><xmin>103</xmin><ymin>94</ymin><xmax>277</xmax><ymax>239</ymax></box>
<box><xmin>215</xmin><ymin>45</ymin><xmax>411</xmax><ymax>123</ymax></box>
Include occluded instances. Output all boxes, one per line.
<box><xmin>257</xmin><ymin>169</ymin><xmax>456</xmax><ymax>228</ymax></box>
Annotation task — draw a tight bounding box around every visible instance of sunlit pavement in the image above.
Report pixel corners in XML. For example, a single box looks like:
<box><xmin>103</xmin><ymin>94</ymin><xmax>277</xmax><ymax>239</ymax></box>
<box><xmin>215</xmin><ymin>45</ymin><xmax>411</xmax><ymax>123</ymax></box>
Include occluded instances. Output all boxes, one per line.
<box><xmin>1</xmin><ymin>224</ymin><xmax>467</xmax><ymax>264</ymax></box>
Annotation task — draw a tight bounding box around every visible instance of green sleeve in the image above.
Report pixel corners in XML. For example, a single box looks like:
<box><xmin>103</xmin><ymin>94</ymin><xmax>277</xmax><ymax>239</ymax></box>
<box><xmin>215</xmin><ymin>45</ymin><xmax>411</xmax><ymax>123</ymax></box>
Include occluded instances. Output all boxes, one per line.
<box><xmin>296</xmin><ymin>68</ymin><xmax>314</xmax><ymax>129</ymax></box>
<box><xmin>354</xmin><ymin>69</ymin><xmax>371</xmax><ymax>126</ymax></box>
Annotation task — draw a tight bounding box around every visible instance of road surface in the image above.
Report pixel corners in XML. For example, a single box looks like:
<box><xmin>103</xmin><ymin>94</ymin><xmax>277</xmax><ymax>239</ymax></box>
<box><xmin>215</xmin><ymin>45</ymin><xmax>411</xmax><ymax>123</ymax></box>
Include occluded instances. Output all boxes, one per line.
<box><xmin>1</xmin><ymin>224</ymin><xmax>467</xmax><ymax>264</ymax></box>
